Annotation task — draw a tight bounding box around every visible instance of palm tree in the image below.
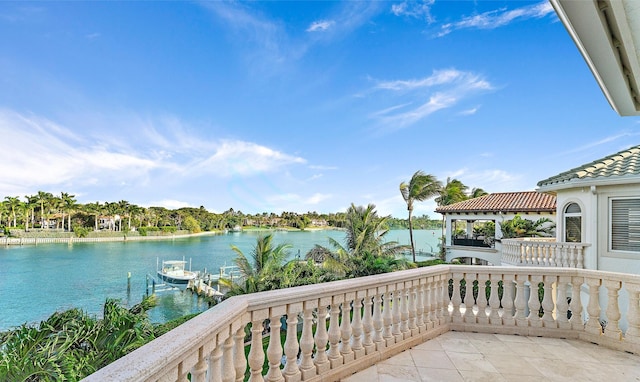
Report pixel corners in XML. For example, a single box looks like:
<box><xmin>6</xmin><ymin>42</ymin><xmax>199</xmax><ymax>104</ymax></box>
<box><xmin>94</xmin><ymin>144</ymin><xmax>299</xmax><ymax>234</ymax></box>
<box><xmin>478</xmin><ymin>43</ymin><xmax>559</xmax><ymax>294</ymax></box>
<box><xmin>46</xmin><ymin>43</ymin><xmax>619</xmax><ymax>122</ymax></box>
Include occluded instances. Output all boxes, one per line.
<box><xmin>60</xmin><ymin>192</ymin><xmax>77</xmax><ymax>231</ymax></box>
<box><xmin>471</xmin><ymin>187</ymin><xmax>488</xmax><ymax>198</ymax></box>
<box><xmin>221</xmin><ymin>234</ymin><xmax>291</xmax><ymax>296</ymax></box>
<box><xmin>25</xmin><ymin>195</ymin><xmax>39</xmax><ymax>231</ymax></box>
<box><xmin>4</xmin><ymin>196</ymin><xmax>21</xmax><ymax>228</ymax></box>
<box><xmin>36</xmin><ymin>191</ymin><xmax>53</xmax><ymax>229</ymax></box>
<box><xmin>83</xmin><ymin>202</ymin><xmax>101</xmax><ymax>231</ymax></box>
<box><xmin>323</xmin><ymin>204</ymin><xmax>408</xmax><ymax>277</ymax></box>
<box><xmin>435</xmin><ymin>178</ymin><xmax>470</xmax><ymax>242</ymax></box>
<box><xmin>400</xmin><ymin>171</ymin><xmax>442</xmax><ymax>262</ymax></box>
<box><xmin>117</xmin><ymin>200</ymin><xmax>131</xmax><ymax>232</ymax></box>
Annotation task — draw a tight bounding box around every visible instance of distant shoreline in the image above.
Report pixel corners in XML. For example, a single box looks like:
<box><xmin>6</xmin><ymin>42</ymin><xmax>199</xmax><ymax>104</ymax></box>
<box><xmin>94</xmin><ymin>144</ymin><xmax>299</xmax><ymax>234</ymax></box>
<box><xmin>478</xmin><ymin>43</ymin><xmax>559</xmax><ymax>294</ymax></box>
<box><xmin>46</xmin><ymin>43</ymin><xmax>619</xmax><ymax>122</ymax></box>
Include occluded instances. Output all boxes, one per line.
<box><xmin>0</xmin><ymin>227</ymin><xmax>345</xmax><ymax>247</ymax></box>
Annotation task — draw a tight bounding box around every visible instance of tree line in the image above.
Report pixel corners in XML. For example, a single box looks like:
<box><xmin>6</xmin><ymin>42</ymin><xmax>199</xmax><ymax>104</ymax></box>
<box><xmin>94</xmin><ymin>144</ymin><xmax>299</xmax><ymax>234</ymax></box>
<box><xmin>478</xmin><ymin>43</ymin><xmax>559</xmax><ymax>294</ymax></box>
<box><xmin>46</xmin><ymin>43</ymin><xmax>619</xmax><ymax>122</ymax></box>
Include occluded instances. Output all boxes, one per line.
<box><xmin>0</xmin><ymin>191</ymin><xmax>453</xmax><ymax>237</ymax></box>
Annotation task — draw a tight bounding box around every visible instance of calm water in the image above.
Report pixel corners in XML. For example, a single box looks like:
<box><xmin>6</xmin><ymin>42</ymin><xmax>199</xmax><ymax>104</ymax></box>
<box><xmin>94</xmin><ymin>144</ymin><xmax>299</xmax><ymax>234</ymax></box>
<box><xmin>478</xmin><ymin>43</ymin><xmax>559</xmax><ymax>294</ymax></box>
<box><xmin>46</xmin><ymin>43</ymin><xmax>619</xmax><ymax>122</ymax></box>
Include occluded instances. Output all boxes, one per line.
<box><xmin>0</xmin><ymin>229</ymin><xmax>439</xmax><ymax>331</ymax></box>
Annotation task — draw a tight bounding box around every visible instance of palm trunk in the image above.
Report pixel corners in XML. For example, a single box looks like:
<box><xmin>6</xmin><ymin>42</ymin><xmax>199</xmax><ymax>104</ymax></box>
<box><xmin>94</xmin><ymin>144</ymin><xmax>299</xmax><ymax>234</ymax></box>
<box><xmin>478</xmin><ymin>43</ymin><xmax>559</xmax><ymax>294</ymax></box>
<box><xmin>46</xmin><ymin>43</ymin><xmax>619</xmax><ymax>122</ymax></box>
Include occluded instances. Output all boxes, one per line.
<box><xmin>408</xmin><ymin>209</ymin><xmax>416</xmax><ymax>262</ymax></box>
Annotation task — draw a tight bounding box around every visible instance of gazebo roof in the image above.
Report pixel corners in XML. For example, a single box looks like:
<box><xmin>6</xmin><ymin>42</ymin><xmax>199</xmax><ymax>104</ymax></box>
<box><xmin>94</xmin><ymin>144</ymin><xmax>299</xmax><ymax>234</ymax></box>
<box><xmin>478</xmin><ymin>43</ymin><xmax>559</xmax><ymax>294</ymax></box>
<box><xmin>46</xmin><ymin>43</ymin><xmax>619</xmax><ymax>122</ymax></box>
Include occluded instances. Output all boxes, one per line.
<box><xmin>435</xmin><ymin>191</ymin><xmax>556</xmax><ymax>214</ymax></box>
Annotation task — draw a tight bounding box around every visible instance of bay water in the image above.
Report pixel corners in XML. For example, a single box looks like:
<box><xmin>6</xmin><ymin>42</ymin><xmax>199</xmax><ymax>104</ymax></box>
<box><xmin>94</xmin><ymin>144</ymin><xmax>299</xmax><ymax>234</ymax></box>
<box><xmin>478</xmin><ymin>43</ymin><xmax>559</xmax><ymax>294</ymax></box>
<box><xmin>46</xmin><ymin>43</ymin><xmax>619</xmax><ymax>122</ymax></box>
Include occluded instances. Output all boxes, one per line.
<box><xmin>0</xmin><ymin>229</ymin><xmax>440</xmax><ymax>331</ymax></box>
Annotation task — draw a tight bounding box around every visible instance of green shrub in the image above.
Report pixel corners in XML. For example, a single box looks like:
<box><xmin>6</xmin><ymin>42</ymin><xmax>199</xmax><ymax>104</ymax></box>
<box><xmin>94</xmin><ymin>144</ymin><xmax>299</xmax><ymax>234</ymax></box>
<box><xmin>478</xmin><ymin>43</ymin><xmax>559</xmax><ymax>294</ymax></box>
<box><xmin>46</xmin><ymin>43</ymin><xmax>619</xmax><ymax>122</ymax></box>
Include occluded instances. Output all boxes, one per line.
<box><xmin>74</xmin><ymin>226</ymin><xmax>90</xmax><ymax>238</ymax></box>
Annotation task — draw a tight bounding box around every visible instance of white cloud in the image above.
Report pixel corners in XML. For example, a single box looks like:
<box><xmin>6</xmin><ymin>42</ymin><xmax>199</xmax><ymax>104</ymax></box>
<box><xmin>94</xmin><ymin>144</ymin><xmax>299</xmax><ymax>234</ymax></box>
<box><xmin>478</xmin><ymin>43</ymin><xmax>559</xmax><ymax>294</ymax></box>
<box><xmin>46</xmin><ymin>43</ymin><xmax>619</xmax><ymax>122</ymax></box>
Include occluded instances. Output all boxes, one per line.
<box><xmin>438</xmin><ymin>1</ymin><xmax>554</xmax><ymax>37</ymax></box>
<box><xmin>0</xmin><ymin>110</ymin><xmax>308</xmax><ymax>198</ymax></box>
<box><xmin>391</xmin><ymin>0</ymin><xmax>435</xmax><ymax>23</ymax></box>
<box><xmin>192</xmin><ymin>140</ymin><xmax>306</xmax><ymax>177</ymax></box>
<box><xmin>147</xmin><ymin>199</ymin><xmax>192</xmax><ymax>209</ymax></box>
<box><xmin>460</xmin><ymin>106</ymin><xmax>479</xmax><ymax>115</ymax></box>
<box><xmin>0</xmin><ymin>110</ymin><xmax>159</xmax><ymax>195</ymax></box>
<box><xmin>370</xmin><ymin>69</ymin><xmax>493</xmax><ymax>130</ymax></box>
<box><xmin>307</xmin><ymin>20</ymin><xmax>334</xmax><ymax>32</ymax></box>
<box><xmin>308</xmin><ymin>164</ymin><xmax>338</xmax><ymax>170</ymax></box>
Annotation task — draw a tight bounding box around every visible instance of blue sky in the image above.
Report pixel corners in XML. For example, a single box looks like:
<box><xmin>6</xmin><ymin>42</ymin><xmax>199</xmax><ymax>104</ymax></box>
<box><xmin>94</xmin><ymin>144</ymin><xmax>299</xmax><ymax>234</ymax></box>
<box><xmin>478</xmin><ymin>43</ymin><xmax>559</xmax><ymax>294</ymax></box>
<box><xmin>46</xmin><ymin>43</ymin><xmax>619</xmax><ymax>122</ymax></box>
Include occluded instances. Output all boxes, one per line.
<box><xmin>1</xmin><ymin>1</ymin><xmax>639</xmax><ymax>218</ymax></box>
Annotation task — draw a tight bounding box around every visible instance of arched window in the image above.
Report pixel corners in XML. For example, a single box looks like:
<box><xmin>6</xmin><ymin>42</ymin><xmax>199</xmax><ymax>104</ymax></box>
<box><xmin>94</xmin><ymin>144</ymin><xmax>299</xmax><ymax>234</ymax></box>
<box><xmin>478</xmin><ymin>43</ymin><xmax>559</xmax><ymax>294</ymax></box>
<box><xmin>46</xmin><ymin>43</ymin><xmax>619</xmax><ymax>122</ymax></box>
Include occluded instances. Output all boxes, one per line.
<box><xmin>564</xmin><ymin>203</ymin><xmax>581</xmax><ymax>242</ymax></box>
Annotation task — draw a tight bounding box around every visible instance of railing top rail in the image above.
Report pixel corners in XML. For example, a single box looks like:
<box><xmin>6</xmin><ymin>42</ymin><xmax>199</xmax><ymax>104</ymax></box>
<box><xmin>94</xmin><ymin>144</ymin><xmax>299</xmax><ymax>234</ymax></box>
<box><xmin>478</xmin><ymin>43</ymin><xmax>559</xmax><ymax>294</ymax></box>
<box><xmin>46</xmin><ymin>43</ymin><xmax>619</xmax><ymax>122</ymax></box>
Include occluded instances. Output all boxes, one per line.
<box><xmin>501</xmin><ymin>238</ymin><xmax>591</xmax><ymax>247</ymax></box>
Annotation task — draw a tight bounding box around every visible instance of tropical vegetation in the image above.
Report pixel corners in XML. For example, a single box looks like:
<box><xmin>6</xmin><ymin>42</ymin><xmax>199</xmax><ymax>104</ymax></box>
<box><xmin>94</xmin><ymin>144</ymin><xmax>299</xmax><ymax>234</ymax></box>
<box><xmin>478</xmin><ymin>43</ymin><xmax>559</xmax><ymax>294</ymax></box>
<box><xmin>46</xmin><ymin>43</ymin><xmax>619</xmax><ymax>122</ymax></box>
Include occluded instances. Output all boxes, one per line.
<box><xmin>0</xmin><ymin>192</ymin><xmax>364</xmax><ymax>236</ymax></box>
<box><xmin>400</xmin><ymin>170</ymin><xmax>441</xmax><ymax>262</ymax></box>
<box><xmin>500</xmin><ymin>214</ymin><xmax>556</xmax><ymax>239</ymax></box>
<box><xmin>0</xmin><ymin>296</ymin><xmax>160</xmax><ymax>382</ymax></box>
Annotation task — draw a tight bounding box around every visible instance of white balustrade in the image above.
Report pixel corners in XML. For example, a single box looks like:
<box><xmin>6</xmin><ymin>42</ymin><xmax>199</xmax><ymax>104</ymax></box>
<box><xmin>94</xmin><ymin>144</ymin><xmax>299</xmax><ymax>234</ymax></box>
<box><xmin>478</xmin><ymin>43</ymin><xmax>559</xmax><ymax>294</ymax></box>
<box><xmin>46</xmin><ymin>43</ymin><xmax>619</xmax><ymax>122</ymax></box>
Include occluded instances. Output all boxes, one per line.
<box><xmin>501</xmin><ymin>238</ymin><xmax>589</xmax><ymax>268</ymax></box>
<box><xmin>83</xmin><ymin>265</ymin><xmax>640</xmax><ymax>382</ymax></box>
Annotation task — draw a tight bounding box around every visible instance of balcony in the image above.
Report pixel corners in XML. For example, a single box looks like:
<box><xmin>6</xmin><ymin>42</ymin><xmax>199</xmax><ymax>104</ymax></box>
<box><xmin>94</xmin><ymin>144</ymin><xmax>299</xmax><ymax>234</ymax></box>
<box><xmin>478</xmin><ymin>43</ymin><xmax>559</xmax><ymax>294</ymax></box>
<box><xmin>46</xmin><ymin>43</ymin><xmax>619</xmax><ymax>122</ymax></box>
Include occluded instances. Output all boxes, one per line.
<box><xmin>83</xmin><ymin>265</ymin><xmax>640</xmax><ymax>382</ymax></box>
<box><xmin>501</xmin><ymin>238</ymin><xmax>590</xmax><ymax>268</ymax></box>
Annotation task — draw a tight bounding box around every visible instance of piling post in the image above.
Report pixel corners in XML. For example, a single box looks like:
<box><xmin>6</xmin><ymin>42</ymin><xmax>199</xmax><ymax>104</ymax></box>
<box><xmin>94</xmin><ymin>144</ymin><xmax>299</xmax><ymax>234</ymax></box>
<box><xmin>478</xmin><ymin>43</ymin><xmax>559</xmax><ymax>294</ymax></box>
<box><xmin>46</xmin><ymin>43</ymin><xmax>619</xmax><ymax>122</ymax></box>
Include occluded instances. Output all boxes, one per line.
<box><xmin>152</xmin><ymin>279</ymin><xmax>156</xmax><ymax>294</ymax></box>
<box><xmin>145</xmin><ymin>275</ymin><xmax>149</xmax><ymax>297</ymax></box>
<box><xmin>127</xmin><ymin>272</ymin><xmax>131</xmax><ymax>294</ymax></box>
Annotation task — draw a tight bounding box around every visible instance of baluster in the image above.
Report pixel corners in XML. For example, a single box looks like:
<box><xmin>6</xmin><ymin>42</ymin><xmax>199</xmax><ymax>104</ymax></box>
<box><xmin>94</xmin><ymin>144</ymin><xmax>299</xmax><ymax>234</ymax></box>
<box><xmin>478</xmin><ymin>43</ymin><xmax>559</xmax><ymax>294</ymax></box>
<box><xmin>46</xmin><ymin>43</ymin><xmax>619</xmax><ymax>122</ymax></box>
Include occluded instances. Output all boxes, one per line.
<box><xmin>514</xmin><ymin>274</ymin><xmax>528</xmax><ymax>327</ymax></box>
<box><xmin>362</xmin><ymin>293</ymin><xmax>375</xmax><ymax>354</ymax></box>
<box><xmin>400</xmin><ymin>285</ymin><xmax>410</xmax><ymax>338</ymax></box>
<box><xmin>424</xmin><ymin>277</ymin><xmax>434</xmax><ymax>330</ymax></box>
<box><xmin>559</xmin><ymin>245</ymin><xmax>575</xmax><ymax>268</ymax></box>
<box><xmin>463</xmin><ymin>274</ymin><xmax>476</xmax><ymax>324</ymax></box>
<box><xmin>283</xmin><ymin>312</ymin><xmax>300</xmax><ymax>381</ymax></box>
<box><xmin>437</xmin><ymin>274</ymin><xmax>448</xmax><ymax>325</ymax></box>
<box><xmin>313</xmin><ymin>302</ymin><xmax>330</xmax><ymax>374</ymax></box>
<box><xmin>234</xmin><ymin>325</ymin><xmax>247</xmax><ymax>382</ymax></box>
<box><xmin>408</xmin><ymin>283</ymin><xmax>418</xmax><ymax>336</ymax></box>
<box><xmin>569</xmin><ymin>277</ymin><xmax>584</xmax><ymax>330</ymax></box>
<box><xmin>568</xmin><ymin>246</ymin><xmax>576</xmax><ymax>268</ymax></box>
<box><xmin>488</xmin><ymin>274</ymin><xmax>502</xmax><ymax>325</ymax></box>
<box><xmin>248</xmin><ymin>319</ymin><xmax>265</xmax><ymax>382</ymax></box>
<box><xmin>222</xmin><ymin>334</ymin><xmax>235</xmax><ymax>382</ymax></box>
<box><xmin>190</xmin><ymin>348</ymin><xmax>208</xmax><ymax>382</ymax></box>
<box><xmin>541</xmin><ymin>276</ymin><xmax>556</xmax><ymax>328</ymax></box>
<box><xmin>299</xmin><ymin>302</ymin><xmax>316</xmax><ymax>380</ymax></box>
<box><xmin>415</xmin><ymin>281</ymin><xmax>425</xmax><ymax>333</ymax></box>
<box><xmin>545</xmin><ymin>244</ymin><xmax>554</xmax><ymax>266</ymax></box>
<box><xmin>391</xmin><ymin>288</ymin><xmax>402</xmax><ymax>341</ymax></box>
<box><xmin>625</xmin><ymin>283</ymin><xmax>640</xmax><ymax>345</ymax></box>
<box><xmin>327</xmin><ymin>301</ymin><xmax>342</xmax><ymax>368</ymax></box>
<box><xmin>476</xmin><ymin>274</ymin><xmax>489</xmax><ymax>325</ymax></box>
<box><xmin>527</xmin><ymin>275</ymin><xmax>542</xmax><ymax>327</ymax></box>
<box><xmin>351</xmin><ymin>293</ymin><xmax>365</xmax><ymax>359</ymax></box>
<box><xmin>450</xmin><ymin>273</ymin><xmax>463</xmax><ymax>323</ymax></box>
<box><xmin>382</xmin><ymin>290</ymin><xmax>394</xmax><ymax>346</ymax></box>
<box><xmin>340</xmin><ymin>295</ymin><xmax>354</xmax><ymax>363</ymax></box>
<box><xmin>585</xmin><ymin>278</ymin><xmax>602</xmax><ymax>336</ymax></box>
<box><xmin>532</xmin><ymin>243</ymin><xmax>539</xmax><ymax>265</ymax></box>
<box><xmin>372</xmin><ymin>292</ymin><xmax>384</xmax><ymax>350</ymax></box>
<box><xmin>556</xmin><ymin>276</ymin><xmax>571</xmax><ymax>330</ymax></box>
<box><xmin>208</xmin><ymin>344</ymin><xmax>223</xmax><ymax>382</ymax></box>
<box><xmin>577</xmin><ymin>246</ymin><xmax>584</xmax><ymax>269</ymax></box>
<box><xmin>603</xmin><ymin>280</ymin><xmax>623</xmax><ymax>340</ymax></box>
<box><xmin>265</xmin><ymin>315</ymin><xmax>284</xmax><ymax>382</ymax></box>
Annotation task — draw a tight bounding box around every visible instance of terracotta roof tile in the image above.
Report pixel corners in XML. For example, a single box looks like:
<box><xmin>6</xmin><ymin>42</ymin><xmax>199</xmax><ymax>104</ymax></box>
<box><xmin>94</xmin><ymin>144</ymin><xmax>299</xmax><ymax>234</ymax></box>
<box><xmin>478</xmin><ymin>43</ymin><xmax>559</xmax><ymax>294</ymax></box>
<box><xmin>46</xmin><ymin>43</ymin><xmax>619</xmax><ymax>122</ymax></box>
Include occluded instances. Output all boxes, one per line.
<box><xmin>537</xmin><ymin>145</ymin><xmax>640</xmax><ymax>188</ymax></box>
<box><xmin>435</xmin><ymin>191</ymin><xmax>556</xmax><ymax>214</ymax></box>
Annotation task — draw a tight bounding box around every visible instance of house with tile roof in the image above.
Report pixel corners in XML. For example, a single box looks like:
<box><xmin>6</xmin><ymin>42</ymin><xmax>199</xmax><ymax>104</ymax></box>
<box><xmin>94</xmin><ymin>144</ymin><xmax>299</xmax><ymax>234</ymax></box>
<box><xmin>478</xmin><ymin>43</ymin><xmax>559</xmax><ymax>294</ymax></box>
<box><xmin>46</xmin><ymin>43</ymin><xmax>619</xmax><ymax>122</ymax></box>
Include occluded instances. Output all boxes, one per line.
<box><xmin>436</xmin><ymin>191</ymin><xmax>557</xmax><ymax>265</ymax></box>
<box><xmin>436</xmin><ymin>145</ymin><xmax>640</xmax><ymax>273</ymax></box>
<box><xmin>537</xmin><ymin>144</ymin><xmax>640</xmax><ymax>274</ymax></box>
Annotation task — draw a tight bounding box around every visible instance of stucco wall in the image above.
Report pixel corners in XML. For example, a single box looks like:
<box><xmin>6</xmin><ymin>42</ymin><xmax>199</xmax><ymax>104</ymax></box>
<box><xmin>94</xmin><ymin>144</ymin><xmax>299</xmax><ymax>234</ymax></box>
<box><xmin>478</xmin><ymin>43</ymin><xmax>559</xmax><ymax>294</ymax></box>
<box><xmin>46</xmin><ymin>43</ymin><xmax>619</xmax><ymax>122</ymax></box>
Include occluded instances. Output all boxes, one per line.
<box><xmin>555</xmin><ymin>183</ymin><xmax>640</xmax><ymax>274</ymax></box>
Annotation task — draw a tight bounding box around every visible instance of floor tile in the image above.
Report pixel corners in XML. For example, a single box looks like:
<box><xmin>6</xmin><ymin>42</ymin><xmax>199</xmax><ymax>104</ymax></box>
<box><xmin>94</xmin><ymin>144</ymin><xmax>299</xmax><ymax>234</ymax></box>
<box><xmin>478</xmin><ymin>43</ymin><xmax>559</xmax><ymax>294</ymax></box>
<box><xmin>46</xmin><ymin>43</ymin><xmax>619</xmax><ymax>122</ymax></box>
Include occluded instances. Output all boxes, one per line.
<box><xmin>417</xmin><ymin>368</ymin><xmax>464</xmax><ymax>382</ymax></box>
<box><xmin>409</xmin><ymin>349</ymin><xmax>456</xmax><ymax>370</ymax></box>
<box><xmin>342</xmin><ymin>332</ymin><xmax>640</xmax><ymax>382</ymax></box>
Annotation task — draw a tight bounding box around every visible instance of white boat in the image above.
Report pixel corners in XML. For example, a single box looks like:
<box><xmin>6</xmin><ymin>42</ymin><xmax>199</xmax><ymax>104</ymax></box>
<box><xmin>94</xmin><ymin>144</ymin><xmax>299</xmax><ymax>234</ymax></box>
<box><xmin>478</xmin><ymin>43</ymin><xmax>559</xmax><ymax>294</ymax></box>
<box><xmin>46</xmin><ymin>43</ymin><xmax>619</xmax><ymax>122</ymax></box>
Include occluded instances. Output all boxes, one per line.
<box><xmin>157</xmin><ymin>259</ymin><xmax>197</xmax><ymax>285</ymax></box>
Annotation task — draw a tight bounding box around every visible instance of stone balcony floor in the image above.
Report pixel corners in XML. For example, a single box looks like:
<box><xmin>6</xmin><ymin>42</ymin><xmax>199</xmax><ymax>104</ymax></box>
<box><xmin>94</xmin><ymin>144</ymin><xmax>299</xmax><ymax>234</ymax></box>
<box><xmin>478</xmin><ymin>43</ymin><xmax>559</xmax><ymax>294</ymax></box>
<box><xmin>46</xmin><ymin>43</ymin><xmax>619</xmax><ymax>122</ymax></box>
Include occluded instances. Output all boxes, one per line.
<box><xmin>342</xmin><ymin>331</ymin><xmax>640</xmax><ymax>382</ymax></box>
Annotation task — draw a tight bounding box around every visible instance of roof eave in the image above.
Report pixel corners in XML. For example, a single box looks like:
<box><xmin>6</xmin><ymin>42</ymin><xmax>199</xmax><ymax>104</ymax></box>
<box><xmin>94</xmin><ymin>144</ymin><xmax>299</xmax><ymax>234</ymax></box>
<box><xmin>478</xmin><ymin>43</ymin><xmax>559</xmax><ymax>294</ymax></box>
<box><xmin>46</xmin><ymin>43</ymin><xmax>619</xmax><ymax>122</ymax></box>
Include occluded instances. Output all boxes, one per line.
<box><xmin>537</xmin><ymin>174</ymin><xmax>640</xmax><ymax>192</ymax></box>
<box><xmin>551</xmin><ymin>0</ymin><xmax>640</xmax><ymax>116</ymax></box>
